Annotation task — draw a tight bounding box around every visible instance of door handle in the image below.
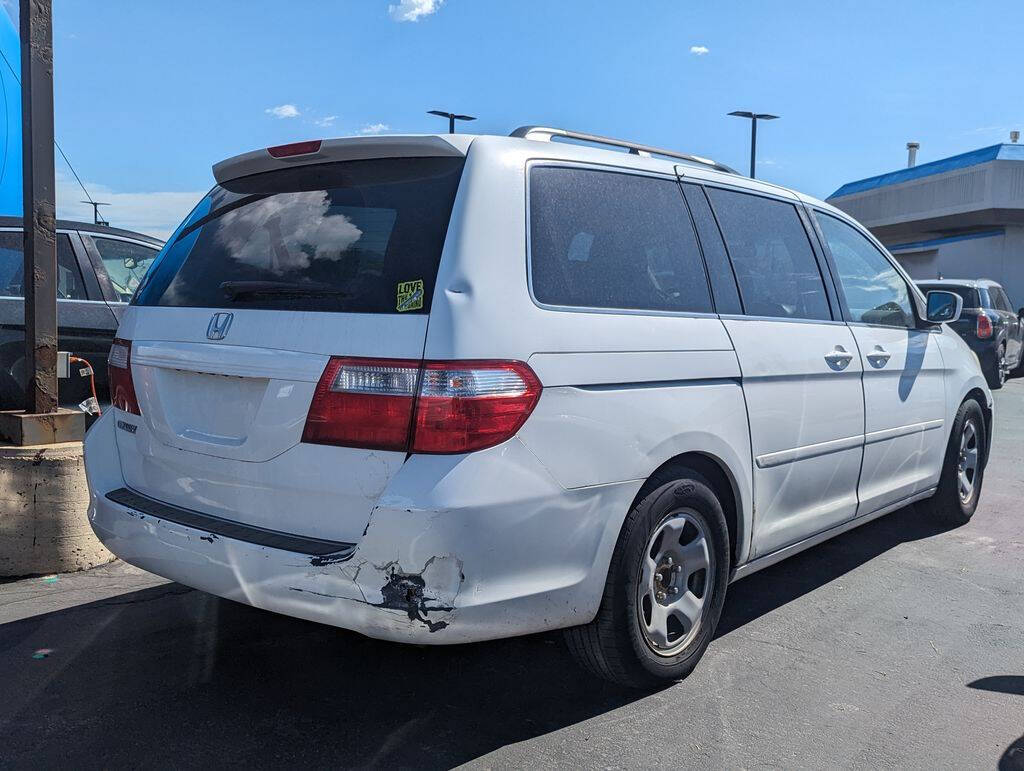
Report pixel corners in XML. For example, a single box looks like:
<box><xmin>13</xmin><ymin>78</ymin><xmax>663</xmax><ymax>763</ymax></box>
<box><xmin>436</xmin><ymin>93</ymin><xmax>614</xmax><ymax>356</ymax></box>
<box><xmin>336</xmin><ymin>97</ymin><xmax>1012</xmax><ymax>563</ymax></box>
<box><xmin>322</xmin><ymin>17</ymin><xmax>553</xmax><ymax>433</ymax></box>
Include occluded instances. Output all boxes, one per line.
<box><xmin>866</xmin><ymin>345</ymin><xmax>892</xmax><ymax>367</ymax></box>
<box><xmin>824</xmin><ymin>345</ymin><xmax>854</xmax><ymax>370</ymax></box>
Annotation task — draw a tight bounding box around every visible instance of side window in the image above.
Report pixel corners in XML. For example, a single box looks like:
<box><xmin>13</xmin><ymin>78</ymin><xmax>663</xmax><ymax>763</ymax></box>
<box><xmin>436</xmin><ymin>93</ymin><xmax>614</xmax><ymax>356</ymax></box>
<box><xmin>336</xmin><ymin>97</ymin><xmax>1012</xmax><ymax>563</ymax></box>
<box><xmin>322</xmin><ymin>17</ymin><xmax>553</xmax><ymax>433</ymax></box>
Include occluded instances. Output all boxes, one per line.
<box><xmin>992</xmin><ymin>288</ymin><xmax>1012</xmax><ymax>313</ymax></box>
<box><xmin>529</xmin><ymin>167</ymin><xmax>713</xmax><ymax>314</ymax></box>
<box><xmin>706</xmin><ymin>188</ymin><xmax>831</xmax><ymax>321</ymax></box>
<box><xmin>681</xmin><ymin>183</ymin><xmax>742</xmax><ymax>315</ymax></box>
<box><xmin>92</xmin><ymin>237</ymin><xmax>159</xmax><ymax>302</ymax></box>
<box><xmin>0</xmin><ymin>231</ymin><xmax>87</xmax><ymax>300</ymax></box>
<box><xmin>815</xmin><ymin>213</ymin><xmax>914</xmax><ymax>328</ymax></box>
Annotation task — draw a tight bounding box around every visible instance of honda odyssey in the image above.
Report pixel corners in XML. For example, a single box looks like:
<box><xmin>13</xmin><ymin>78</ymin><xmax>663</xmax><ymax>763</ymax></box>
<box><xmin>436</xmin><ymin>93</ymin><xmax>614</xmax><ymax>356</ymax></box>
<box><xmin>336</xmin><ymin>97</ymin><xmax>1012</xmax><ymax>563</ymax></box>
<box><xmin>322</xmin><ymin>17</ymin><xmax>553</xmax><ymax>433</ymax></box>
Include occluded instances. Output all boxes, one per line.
<box><xmin>84</xmin><ymin>127</ymin><xmax>992</xmax><ymax>688</ymax></box>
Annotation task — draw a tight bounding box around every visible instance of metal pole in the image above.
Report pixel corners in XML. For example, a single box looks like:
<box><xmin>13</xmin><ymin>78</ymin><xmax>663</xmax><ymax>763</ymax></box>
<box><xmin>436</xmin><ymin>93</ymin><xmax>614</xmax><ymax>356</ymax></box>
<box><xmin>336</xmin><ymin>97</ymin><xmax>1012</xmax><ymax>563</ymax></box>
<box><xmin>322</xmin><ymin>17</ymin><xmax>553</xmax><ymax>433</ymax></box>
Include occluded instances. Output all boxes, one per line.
<box><xmin>749</xmin><ymin>117</ymin><xmax>757</xmax><ymax>179</ymax></box>
<box><xmin>448</xmin><ymin>114</ymin><xmax>455</xmax><ymax>134</ymax></box>
<box><xmin>20</xmin><ymin>0</ymin><xmax>58</xmax><ymax>414</ymax></box>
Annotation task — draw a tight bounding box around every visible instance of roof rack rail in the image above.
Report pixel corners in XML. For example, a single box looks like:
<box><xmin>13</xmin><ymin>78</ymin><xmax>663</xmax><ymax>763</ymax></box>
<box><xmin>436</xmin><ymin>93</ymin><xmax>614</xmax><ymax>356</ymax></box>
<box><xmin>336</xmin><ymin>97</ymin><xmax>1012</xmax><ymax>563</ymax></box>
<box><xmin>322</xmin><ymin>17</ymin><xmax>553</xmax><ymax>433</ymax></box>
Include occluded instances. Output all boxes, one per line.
<box><xmin>509</xmin><ymin>126</ymin><xmax>737</xmax><ymax>175</ymax></box>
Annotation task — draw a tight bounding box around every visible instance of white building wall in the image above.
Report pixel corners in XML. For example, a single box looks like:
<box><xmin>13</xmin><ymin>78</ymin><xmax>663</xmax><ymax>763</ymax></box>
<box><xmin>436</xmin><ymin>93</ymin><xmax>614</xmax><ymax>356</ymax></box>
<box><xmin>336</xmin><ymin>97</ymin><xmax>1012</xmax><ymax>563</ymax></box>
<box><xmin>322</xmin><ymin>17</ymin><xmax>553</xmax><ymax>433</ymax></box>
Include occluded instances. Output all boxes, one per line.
<box><xmin>891</xmin><ymin>226</ymin><xmax>1024</xmax><ymax>308</ymax></box>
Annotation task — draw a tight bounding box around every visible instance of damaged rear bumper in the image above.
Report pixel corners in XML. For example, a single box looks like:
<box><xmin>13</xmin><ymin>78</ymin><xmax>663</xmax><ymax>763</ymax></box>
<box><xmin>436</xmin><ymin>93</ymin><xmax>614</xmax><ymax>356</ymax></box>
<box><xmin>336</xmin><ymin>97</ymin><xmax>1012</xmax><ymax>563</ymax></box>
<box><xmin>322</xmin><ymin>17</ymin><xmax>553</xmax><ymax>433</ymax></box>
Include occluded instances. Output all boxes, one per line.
<box><xmin>84</xmin><ymin>412</ymin><xmax>643</xmax><ymax>644</ymax></box>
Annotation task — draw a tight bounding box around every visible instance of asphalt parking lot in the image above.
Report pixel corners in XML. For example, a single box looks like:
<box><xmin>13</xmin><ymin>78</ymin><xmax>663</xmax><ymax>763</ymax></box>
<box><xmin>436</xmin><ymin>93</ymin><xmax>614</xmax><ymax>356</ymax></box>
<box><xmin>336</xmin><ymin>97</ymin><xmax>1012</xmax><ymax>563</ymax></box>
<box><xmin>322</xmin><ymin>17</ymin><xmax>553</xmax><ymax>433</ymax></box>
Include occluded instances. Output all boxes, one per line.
<box><xmin>1</xmin><ymin>381</ymin><xmax>1022</xmax><ymax>769</ymax></box>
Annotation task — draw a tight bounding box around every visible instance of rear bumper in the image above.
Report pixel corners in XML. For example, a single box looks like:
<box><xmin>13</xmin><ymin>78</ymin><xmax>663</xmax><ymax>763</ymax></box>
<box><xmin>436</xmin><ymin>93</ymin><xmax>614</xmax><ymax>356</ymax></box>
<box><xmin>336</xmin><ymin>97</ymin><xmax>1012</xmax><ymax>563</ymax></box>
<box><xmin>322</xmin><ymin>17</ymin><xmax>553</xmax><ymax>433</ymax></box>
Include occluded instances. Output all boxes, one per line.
<box><xmin>84</xmin><ymin>411</ymin><xmax>641</xmax><ymax>644</ymax></box>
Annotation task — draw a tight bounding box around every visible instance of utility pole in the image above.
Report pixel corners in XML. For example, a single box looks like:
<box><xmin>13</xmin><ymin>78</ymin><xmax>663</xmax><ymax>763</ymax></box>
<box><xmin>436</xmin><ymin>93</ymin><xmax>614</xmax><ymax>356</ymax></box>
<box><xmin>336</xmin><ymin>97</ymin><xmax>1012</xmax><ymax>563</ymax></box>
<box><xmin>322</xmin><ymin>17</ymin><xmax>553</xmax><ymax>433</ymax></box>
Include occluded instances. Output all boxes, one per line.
<box><xmin>81</xmin><ymin>200</ymin><xmax>110</xmax><ymax>226</ymax></box>
<box><xmin>728</xmin><ymin>111</ymin><xmax>779</xmax><ymax>179</ymax></box>
<box><xmin>0</xmin><ymin>0</ymin><xmax>82</xmax><ymax>444</ymax></box>
<box><xmin>427</xmin><ymin>110</ymin><xmax>476</xmax><ymax>134</ymax></box>
<box><xmin>21</xmin><ymin>0</ymin><xmax>57</xmax><ymax>415</ymax></box>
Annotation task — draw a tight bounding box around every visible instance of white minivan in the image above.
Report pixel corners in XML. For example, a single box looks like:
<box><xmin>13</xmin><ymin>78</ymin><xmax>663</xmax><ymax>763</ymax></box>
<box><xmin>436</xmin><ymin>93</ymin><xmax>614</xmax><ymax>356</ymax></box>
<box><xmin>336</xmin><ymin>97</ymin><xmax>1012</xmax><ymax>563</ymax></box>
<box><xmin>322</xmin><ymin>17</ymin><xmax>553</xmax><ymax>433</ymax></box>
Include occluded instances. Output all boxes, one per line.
<box><xmin>84</xmin><ymin>127</ymin><xmax>992</xmax><ymax>688</ymax></box>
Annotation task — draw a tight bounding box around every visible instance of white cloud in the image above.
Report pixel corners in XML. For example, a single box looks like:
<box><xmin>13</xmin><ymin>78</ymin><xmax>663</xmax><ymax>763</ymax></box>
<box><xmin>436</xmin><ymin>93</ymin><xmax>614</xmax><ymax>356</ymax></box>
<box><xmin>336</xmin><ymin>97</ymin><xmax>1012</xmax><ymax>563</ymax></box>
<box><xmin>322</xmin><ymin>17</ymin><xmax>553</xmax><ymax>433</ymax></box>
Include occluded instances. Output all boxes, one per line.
<box><xmin>388</xmin><ymin>0</ymin><xmax>443</xmax><ymax>22</ymax></box>
<box><xmin>265</xmin><ymin>104</ymin><xmax>300</xmax><ymax>119</ymax></box>
<box><xmin>56</xmin><ymin>172</ymin><xmax>205</xmax><ymax>241</ymax></box>
<box><xmin>690</xmin><ymin>45</ymin><xmax>709</xmax><ymax>55</ymax></box>
<box><xmin>360</xmin><ymin>123</ymin><xmax>391</xmax><ymax>135</ymax></box>
<box><xmin>313</xmin><ymin>115</ymin><xmax>337</xmax><ymax>128</ymax></box>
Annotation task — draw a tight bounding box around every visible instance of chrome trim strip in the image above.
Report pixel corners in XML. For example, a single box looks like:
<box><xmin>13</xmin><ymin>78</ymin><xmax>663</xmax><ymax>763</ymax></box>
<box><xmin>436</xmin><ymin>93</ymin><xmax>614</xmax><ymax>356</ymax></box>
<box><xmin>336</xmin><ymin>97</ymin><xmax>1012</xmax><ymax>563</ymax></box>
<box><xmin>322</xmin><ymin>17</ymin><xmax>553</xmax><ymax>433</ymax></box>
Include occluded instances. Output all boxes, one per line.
<box><xmin>864</xmin><ymin>419</ymin><xmax>944</xmax><ymax>445</ymax></box>
<box><xmin>755</xmin><ymin>434</ymin><xmax>864</xmax><ymax>469</ymax></box>
<box><xmin>731</xmin><ymin>487</ymin><xmax>937</xmax><ymax>582</ymax></box>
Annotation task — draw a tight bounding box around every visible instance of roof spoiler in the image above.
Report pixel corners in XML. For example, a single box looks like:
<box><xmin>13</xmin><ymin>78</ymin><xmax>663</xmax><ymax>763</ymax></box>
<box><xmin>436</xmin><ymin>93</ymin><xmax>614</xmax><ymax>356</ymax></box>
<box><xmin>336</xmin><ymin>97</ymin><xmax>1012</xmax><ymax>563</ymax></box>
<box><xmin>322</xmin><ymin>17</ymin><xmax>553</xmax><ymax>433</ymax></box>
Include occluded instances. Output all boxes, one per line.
<box><xmin>212</xmin><ymin>134</ymin><xmax>473</xmax><ymax>184</ymax></box>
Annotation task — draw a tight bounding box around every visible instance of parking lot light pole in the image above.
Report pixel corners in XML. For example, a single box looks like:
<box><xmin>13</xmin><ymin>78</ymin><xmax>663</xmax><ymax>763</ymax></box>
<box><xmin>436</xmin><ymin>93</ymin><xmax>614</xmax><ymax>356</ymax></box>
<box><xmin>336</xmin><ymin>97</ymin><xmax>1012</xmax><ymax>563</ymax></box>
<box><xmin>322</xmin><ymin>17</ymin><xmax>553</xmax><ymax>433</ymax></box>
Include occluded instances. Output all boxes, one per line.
<box><xmin>728</xmin><ymin>111</ymin><xmax>779</xmax><ymax>179</ymax></box>
<box><xmin>427</xmin><ymin>110</ymin><xmax>476</xmax><ymax>134</ymax></box>
<box><xmin>21</xmin><ymin>0</ymin><xmax>57</xmax><ymax>415</ymax></box>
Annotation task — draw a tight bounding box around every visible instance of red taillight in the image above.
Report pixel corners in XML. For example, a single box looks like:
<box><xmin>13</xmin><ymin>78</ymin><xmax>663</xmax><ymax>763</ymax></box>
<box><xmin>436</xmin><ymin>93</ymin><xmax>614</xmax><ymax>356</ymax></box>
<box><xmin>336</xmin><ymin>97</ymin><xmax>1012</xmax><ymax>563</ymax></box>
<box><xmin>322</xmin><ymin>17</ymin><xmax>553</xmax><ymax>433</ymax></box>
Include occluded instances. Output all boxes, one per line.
<box><xmin>267</xmin><ymin>140</ymin><xmax>322</xmax><ymax>158</ymax></box>
<box><xmin>302</xmin><ymin>358</ymin><xmax>420</xmax><ymax>450</ymax></box>
<box><xmin>108</xmin><ymin>337</ymin><xmax>140</xmax><ymax>415</ymax></box>
<box><xmin>412</xmin><ymin>361</ymin><xmax>542</xmax><ymax>453</ymax></box>
<box><xmin>976</xmin><ymin>314</ymin><xmax>993</xmax><ymax>339</ymax></box>
<box><xmin>301</xmin><ymin>358</ymin><xmax>542</xmax><ymax>454</ymax></box>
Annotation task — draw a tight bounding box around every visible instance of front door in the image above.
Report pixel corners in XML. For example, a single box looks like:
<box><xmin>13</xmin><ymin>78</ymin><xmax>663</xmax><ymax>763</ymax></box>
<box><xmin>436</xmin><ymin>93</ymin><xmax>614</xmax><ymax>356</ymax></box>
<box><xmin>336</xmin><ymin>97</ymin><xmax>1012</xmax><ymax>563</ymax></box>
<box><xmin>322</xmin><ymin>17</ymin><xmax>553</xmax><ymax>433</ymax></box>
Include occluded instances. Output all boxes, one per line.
<box><xmin>813</xmin><ymin>211</ymin><xmax>947</xmax><ymax>514</ymax></box>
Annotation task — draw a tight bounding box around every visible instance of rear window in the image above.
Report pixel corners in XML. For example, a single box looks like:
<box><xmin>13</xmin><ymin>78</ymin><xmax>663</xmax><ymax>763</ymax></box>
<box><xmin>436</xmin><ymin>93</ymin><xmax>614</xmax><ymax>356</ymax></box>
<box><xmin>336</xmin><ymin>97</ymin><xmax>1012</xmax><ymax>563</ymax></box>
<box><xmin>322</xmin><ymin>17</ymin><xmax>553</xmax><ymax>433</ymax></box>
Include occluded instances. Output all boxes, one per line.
<box><xmin>529</xmin><ymin>166</ymin><xmax>713</xmax><ymax>314</ymax></box>
<box><xmin>918</xmin><ymin>284</ymin><xmax>979</xmax><ymax>308</ymax></box>
<box><xmin>133</xmin><ymin>157</ymin><xmax>465</xmax><ymax>313</ymax></box>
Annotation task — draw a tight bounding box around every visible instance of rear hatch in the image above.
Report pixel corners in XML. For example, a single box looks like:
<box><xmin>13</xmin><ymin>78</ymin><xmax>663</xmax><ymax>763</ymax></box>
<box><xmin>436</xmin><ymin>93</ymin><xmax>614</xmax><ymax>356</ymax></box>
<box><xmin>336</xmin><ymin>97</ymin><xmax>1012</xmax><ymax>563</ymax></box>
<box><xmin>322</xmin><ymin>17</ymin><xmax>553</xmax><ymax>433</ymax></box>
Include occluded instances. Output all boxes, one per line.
<box><xmin>112</xmin><ymin>144</ymin><xmax>467</xmax><ymax>544</ymax></box>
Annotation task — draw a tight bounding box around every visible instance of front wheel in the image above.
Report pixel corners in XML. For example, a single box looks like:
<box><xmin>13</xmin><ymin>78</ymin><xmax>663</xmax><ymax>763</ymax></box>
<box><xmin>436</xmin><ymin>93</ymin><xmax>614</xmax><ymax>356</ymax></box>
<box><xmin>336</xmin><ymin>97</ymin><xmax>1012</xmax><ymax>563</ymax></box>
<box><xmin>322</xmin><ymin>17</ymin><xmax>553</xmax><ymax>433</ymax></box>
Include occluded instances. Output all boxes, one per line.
<box><xmin>564</xmin><ymin>468</ymin><xmax>730</xmax><ymax>688</ymax></box>
<box><xmin>918</xmin><ymin>398</ymin><xmax>986</xmax><ymax>527</ymax></box>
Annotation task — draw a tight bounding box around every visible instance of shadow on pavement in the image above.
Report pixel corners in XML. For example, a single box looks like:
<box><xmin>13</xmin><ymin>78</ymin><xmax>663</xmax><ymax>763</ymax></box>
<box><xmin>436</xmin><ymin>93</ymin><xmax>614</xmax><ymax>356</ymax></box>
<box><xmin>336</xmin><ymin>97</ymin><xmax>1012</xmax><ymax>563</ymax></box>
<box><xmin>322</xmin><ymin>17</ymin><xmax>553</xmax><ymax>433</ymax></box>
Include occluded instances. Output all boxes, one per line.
<box><xmin>968</xmin><ymin>677</ymin><xmax>1024</xmax><ymax>770</ymax></box>
<box><xmin>0</xmin><ymin>501</ymin><xmax>953</xmax><ymax>768</ymax></box>
<box><xmin>718</xmin><ymin>500</ymin><xmax>950</xmax><ymax>637</ymax></box>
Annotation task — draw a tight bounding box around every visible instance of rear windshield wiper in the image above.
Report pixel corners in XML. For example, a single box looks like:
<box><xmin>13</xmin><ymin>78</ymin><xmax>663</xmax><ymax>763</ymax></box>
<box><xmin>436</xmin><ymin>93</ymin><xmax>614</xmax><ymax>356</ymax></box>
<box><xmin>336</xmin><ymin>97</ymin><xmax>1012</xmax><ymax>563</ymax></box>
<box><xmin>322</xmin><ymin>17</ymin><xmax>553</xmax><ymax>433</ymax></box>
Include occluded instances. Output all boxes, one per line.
<box><xmin>220</xmin><ymin>280</ymin><xmax>350</xmax><ymax>300</ymax></box>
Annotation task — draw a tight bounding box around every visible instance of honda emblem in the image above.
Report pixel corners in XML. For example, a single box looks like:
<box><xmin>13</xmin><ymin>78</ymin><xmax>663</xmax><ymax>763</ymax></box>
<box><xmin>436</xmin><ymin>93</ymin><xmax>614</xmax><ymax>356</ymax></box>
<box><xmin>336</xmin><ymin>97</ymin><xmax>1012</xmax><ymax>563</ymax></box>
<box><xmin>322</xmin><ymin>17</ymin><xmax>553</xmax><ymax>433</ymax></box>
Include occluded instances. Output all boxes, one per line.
<box><xmin>206</xmin><ymin>312</ymin><xmax>233</xmax><ymax>340</ymax></box>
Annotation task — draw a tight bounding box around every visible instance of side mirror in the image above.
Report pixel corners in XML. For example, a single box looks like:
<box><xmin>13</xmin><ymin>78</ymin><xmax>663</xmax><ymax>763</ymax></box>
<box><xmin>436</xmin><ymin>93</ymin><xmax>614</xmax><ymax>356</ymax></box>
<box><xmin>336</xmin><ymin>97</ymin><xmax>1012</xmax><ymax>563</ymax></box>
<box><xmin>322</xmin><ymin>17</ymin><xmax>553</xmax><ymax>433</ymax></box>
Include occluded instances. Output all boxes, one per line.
<box><xmin>123</xmin><ymin>256</ymin><xmax>138</xmax><ymax>270</ymax></box>
<box><xmin>926</xmin><ymin>290</ymin><xmax>962</xmax><ymax>324</ymax></box>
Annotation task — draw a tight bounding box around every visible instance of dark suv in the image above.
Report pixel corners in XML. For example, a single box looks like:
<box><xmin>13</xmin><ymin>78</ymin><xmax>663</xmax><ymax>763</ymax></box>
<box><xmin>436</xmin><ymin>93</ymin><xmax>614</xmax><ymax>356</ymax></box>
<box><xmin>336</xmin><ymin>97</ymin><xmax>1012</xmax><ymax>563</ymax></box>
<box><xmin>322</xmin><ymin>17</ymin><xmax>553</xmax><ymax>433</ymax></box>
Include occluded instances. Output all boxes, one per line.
<box><xmin>917</xmin><ymin>278</ymin><xmax>1023</xmax><ymax>389</ymax></box>
<box><xmin>0</xmin><ymin>217</ymin><xmax>162</xmax><ymax>409</ymax></box>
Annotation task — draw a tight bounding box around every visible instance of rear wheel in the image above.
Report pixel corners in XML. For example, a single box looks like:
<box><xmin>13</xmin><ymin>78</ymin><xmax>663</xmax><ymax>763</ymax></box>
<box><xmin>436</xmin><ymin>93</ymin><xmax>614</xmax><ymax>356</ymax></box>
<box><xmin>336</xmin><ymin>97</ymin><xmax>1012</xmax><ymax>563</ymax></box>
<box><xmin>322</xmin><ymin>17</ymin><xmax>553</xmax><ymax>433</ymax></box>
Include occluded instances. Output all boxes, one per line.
<box><xmin>918</xmin><ymin>398</ymin><xmax>986</xmax><ymax>527</ymax></box>
<box><xmin>985</xmin><ymin>345</ymin><xmax>1006</xmax><ymax>390</ymax></box>
<box><xmin>564</xmin><ymin>468</ymin><xmax>730</xmax><ymax>689</ymax></box>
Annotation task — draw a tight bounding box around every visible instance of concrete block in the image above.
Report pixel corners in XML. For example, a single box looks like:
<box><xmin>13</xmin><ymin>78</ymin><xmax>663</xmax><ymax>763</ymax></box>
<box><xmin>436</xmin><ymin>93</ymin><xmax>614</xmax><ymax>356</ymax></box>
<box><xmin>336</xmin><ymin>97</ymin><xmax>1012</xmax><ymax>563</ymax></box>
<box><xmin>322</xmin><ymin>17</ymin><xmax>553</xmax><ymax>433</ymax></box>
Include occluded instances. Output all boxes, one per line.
<box><xmin>0</xmin><ymin>408</ymin><xmax>85</xmax><ymax>446</ymax></box>
<box><xmin>0</xmin><ymin>440</ymin><xmax>114</xmax><ymax>577</ymax></box>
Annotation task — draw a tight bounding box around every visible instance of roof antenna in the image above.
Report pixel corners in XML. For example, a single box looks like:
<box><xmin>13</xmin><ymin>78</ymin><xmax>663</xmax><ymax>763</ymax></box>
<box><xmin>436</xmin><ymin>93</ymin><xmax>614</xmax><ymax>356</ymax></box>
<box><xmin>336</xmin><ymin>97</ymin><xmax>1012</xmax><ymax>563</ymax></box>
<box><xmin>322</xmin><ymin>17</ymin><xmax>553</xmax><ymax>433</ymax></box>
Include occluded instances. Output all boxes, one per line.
<box><xmin>81</xmin><ymin>200</ymin><xmax>110</xmax><ymax>226</ymax></box>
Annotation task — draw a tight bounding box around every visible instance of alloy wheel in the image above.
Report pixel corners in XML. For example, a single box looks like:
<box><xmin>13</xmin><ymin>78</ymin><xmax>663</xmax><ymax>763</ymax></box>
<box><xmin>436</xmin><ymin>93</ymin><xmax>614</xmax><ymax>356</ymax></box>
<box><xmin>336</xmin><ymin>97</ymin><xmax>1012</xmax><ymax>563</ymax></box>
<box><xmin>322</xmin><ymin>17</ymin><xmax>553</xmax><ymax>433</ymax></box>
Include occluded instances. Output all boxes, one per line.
<box><xmin>957</xmin><ymin>419</ymin><xmax>980</xmax><ymax>504</ymax></box>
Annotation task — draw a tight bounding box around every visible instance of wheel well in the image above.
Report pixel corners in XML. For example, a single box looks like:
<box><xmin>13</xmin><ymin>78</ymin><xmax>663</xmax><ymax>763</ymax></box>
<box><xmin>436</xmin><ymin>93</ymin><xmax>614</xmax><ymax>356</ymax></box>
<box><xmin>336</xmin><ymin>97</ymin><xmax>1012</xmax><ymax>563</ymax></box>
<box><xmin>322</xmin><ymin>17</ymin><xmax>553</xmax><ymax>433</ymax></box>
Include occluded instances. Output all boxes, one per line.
<box><xmin>637</xmin><ymin>453</ymin><xmax>741</xmax><ymax>570</ymax></box>
<box><xmin>965</xmin><ymin>387</ymin><xmax>992</xmax><ymax>465</ymax></box>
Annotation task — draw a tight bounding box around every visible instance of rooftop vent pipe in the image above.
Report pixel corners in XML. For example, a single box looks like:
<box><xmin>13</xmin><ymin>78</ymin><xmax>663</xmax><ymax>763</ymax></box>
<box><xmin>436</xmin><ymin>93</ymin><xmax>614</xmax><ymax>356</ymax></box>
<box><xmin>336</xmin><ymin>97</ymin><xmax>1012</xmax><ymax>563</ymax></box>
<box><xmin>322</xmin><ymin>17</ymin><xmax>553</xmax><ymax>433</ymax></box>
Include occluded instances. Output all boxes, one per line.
<box><xmin>906</xmin><ymin>142</ymin><xmax>920</xmax><ymax>168</ymax></box>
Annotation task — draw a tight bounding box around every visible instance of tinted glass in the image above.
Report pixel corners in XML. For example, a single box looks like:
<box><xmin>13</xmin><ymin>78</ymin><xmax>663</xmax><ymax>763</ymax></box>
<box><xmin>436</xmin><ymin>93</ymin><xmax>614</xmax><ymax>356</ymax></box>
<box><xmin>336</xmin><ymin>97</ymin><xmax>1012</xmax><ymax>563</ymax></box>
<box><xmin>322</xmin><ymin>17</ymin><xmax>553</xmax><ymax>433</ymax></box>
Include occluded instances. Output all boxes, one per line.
<box><xmin>134</xmin><ymin>157</ymin><xmax>465</xmax><ymax>313</ymax></box>
<box><xmin>681</xmin><ymin>183</ymin><xmax>742</xmax><ymax>315</ymax></box>
<box><xmin>93</xmin><ymin>237</ymin><xmax>159</xmax><ymax>302</ymax></box>
<box><xmin>816</xmin><ymin>213</ymin><xmax>914</xmax><ymax>327</ymax></box>
<box><xmin>530</xmin><ymin>167</ymin><xmax>712</xmax><ymax>313</ymax></box>
<box><xmin>918</xmin><ymin>284</ymin><xmax>978</xmax><ymax>308</ymax></box>
<box><xmin>0</xmin><ymin>232</ymin><xmax>87</xmax><ymax>300</ymax></box>
<box><xmin>992</xmin><ymin>287</ymin><xmax>1012</xmax><ymax>312</ymax></box>
<box><xmin>707</xmin><ymin>189</ymin><xmax>831</xmax><ymax>321</ymax></box>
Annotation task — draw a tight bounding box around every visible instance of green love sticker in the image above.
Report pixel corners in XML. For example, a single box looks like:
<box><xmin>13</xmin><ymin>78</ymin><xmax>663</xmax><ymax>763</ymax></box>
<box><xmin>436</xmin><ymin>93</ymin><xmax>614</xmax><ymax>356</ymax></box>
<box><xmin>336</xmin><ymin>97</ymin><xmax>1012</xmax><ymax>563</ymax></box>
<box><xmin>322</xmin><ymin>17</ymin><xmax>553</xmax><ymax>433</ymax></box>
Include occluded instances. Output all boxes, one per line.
<box><xmin>397</xmin><ymin>279</ymin><xmax>424</xmax><ymax>312</ymax></box>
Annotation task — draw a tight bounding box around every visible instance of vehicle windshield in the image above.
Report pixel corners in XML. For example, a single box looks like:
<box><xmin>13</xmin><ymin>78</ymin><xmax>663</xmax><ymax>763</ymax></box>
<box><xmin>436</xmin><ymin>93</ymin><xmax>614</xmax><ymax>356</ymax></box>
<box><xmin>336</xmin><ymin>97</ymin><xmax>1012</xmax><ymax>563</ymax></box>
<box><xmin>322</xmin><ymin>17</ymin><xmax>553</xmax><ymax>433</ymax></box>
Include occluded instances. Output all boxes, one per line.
<box><xmin>132</xmin><ymin>156</ymin><xmax>465</xmax><ymax>314</ymax></box>
<box><xmin>92</xmin><ymin>237</ymin><xmax>160</xmax><ymax>301</ymax></box>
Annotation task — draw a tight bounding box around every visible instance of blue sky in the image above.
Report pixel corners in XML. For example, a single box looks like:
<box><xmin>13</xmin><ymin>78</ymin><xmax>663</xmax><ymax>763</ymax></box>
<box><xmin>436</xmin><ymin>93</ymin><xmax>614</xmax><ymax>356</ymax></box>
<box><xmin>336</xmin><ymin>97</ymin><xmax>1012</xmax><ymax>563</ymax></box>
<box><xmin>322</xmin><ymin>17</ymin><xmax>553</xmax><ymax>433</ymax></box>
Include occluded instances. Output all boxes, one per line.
<box><xmin>7</xmin><ymin>0</ymin><xmax>1023</xmax><ymax>238</ymax></box>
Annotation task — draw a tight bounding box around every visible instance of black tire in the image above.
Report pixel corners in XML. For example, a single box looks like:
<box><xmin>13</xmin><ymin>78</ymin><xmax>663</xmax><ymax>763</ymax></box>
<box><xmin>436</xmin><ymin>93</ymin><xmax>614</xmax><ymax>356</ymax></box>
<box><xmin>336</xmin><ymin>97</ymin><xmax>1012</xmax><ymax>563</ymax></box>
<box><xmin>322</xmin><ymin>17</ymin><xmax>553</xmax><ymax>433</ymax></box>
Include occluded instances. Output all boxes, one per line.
<box><xmin>985</xmin><ymin>345</ymin><xmax>1006</xmax><ymax>390</ymax></box>
<box><xmin>564</xmin><ymin>467</ymin><xmax>730</xmax><ymax>689</ymax></box>
<box><xmin>918</xmin><ymin>398</ymin><xmax>986</xmax><ymax>527</ymax></box>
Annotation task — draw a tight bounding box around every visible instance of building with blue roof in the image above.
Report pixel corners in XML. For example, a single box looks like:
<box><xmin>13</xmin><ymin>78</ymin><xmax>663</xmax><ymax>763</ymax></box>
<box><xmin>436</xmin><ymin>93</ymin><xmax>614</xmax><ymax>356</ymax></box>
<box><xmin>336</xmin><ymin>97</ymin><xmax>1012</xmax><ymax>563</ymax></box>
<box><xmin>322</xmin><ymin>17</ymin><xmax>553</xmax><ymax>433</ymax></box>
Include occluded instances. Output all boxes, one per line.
<box><xmin>827</xmin><ymin>137</ymin><xmax>1024</xmax><ymax>308</ymax></box>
